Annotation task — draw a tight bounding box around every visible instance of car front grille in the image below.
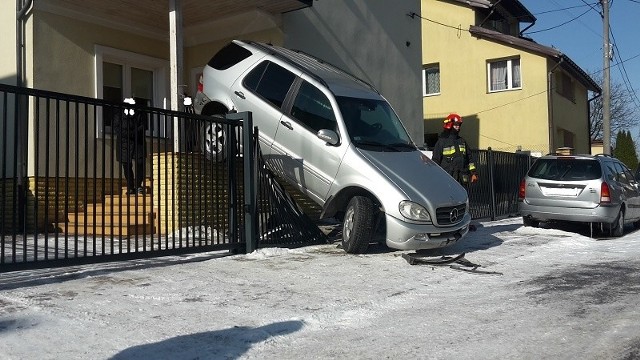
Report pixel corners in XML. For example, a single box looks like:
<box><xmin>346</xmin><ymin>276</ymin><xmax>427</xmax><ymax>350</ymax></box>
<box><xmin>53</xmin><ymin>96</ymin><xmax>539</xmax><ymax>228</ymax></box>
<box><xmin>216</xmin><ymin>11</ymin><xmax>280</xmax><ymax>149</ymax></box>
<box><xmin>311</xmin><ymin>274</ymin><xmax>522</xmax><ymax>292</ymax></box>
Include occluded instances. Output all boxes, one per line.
<box><xmin>436</xmin><ymin>204</ymin><xmax>467</xmax><ymax>225</ymax></box>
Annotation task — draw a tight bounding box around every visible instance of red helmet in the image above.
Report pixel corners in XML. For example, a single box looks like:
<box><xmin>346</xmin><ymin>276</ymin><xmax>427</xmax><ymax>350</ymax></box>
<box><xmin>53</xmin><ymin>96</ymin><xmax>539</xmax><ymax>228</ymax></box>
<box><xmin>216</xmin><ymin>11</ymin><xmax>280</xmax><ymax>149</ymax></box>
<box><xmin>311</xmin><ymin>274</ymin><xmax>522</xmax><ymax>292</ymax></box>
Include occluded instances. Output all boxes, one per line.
<box><xmin>443</xmin><ymin>113</ymin><xmax>462</xmax><ymax>129</ymax></box>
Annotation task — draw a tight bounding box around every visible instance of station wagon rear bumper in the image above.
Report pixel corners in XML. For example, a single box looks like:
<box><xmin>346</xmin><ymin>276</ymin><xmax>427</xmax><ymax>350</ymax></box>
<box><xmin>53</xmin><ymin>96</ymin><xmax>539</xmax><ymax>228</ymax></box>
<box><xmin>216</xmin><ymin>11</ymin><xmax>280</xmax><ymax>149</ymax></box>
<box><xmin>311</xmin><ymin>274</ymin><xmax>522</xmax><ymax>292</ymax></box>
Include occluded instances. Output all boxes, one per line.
<box><xmin>519</xmin><ymin>202</ymin><xmax>620</xmax><ymax>224</ymax></box>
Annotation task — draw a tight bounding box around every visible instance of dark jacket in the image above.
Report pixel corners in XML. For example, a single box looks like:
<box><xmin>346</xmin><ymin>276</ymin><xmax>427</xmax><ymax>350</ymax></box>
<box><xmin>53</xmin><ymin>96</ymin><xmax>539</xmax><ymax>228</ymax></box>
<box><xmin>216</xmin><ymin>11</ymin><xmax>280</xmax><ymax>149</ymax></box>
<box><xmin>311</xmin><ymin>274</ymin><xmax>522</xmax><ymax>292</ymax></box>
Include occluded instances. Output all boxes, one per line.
<box><xmin>432</xmin><ymin>129</ymin><xmax>476</xmax><ymax>184</ymax></box>
<box><xmin>113</xmin><ymin>109</ymin><xmax>147</xmax><ymax>162</ymax></box>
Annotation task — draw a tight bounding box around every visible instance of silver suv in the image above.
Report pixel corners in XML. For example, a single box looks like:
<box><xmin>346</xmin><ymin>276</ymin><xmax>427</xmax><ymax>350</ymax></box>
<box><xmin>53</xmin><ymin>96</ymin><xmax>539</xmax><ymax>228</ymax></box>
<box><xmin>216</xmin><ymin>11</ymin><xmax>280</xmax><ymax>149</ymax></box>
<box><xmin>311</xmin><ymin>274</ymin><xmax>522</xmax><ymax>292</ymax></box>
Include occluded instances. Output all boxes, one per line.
<box><xmin>518</xmin><ymin>153</ymin><xmax>640</xmax><ymax>236</ymax></box>
<box><xmin>194</xmin><ymin>40</ymin><xmax>470</xmax><ymax>253</ymax></box>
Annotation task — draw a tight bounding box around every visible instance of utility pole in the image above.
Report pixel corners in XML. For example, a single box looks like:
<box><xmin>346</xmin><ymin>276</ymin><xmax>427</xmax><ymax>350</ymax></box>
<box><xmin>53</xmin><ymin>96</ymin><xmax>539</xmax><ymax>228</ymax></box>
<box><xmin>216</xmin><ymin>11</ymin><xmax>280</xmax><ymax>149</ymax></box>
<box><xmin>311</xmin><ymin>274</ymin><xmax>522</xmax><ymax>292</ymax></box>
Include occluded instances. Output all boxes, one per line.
<box><xmin>602</xmin><ymin>0</ymin><xmax>611</xmax><ymax>154</ymax></box>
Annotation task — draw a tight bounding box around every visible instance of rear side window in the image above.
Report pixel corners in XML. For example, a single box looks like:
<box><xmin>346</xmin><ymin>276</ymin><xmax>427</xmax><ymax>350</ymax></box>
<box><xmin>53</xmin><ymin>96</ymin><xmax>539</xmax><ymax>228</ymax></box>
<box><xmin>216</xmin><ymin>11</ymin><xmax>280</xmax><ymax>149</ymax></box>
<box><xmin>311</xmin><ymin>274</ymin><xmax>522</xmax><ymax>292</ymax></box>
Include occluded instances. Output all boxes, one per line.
<box><xmin>528</xmin><ymin>158</ymin><xmax>601</xmax><ymax>181</ymax></box>
<box><xmin>207</xmin><ymin>42</ymin><xmax>252</xmax><ymax>70</ymax></box>
<box><xmin>243</xmin><ymin>61</ymin><xmax>295</xmax><ymax>109</ymax></box>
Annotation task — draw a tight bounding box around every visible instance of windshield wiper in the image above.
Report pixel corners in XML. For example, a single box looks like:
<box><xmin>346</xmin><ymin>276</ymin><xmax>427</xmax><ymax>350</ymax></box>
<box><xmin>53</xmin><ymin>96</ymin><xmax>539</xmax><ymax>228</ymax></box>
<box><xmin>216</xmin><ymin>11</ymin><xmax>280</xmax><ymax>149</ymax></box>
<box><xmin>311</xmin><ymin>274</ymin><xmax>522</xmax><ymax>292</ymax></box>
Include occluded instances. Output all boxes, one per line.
<box><xmin>353</xmin><ymin>140</ymin><xmax>401</xmax><ymax>152</ymax></box>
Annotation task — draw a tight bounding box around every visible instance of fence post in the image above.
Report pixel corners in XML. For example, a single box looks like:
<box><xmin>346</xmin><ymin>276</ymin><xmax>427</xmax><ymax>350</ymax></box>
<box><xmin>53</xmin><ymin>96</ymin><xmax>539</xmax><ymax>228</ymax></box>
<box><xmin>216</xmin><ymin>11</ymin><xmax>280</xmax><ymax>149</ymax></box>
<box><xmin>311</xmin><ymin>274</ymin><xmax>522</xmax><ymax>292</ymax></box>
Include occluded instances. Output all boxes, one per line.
<box><xmin>488</xmin><ymin>147</ymin><xmax>497</xmax><ymax>221</ymax></box>
<box><xmin>241</xmin><ymin>113</ymin><xmax>257</xmax><ymax>253</ymax></box>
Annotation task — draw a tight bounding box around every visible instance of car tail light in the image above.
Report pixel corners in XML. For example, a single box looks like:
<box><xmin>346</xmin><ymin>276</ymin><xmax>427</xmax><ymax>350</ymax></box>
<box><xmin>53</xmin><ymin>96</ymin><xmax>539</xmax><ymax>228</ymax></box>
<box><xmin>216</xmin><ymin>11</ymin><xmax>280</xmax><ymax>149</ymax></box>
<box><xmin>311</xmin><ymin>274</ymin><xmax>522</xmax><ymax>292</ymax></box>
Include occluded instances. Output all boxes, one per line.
<box><xmin>518</xmin><ymin>178</ymin><xmax>526</xmax><ymax>200</ymax></box>
<box><xmin>600</xmin><ymin>182</ymin><xmax>611</xmax><ymax>204</ymax></box>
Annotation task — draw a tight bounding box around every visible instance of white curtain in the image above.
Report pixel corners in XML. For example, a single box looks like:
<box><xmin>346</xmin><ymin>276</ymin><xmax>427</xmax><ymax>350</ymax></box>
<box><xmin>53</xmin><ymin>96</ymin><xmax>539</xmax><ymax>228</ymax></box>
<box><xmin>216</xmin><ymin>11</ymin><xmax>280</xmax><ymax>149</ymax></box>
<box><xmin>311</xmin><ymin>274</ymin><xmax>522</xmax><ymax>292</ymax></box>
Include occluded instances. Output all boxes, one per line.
<box><xmin>512</xmin><ymin>59</ymin><xmax>521</xmax><ymax>88</ymax></box>
<box><xmin>490</xmin><ymin>61</ymin><xmax>507</xmax><ymax>90</ymax></box>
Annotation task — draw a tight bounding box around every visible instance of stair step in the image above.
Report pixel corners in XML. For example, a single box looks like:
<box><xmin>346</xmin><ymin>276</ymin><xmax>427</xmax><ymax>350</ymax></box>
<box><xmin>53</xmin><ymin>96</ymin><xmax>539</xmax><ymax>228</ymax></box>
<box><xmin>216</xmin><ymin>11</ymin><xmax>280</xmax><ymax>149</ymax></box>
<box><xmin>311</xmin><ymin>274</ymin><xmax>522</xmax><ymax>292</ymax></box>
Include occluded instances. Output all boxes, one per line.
<box><xmin>105</xmin><ymin>194</ymin><xmax>153</xmax><ymax>206</ymax></box>
<box><xmin>86</xmin><ymin>203</ymin><xmax>155</xmax><ymax>213</ymax></box>
<box><xmin>56</xmin><ymin>223</ymin><xmax>156</xmax><ymax>236</ymax></box>
<box><xmin>67</xmin><ymin>212</ymin><xmax>156</xmax><ymax>225</ymax></box>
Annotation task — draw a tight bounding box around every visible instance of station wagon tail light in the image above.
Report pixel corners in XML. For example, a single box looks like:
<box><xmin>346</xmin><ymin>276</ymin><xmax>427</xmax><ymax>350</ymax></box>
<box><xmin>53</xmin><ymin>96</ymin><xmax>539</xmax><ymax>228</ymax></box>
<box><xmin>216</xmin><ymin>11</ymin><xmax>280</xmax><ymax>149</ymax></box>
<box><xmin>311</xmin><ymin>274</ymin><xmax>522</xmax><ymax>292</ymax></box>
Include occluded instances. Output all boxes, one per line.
<box><xmin>518</xmin><ymin>178</ymin><xmax>526</xmax><ymax>199</ymax></box>
<box><xmin>600</xmin><ymin>182</ymin><xmax>611</xmax><ymax>204</ymax></box>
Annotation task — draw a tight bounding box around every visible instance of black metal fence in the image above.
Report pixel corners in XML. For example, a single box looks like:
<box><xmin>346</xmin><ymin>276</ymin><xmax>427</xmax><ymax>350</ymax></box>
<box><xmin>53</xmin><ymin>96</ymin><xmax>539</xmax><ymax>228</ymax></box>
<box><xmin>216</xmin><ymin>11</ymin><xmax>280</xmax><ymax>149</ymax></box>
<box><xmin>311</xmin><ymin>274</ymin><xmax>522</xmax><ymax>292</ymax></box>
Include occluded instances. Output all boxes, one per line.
<box><xmin>468</xmin><ymin>148</ymin><xmax>535</xmax><ymax>220</ymax></box>
<box><xmin>0</xmin><ymin>84</ymin><xmax>325</xmax><ymax>271</ymax></box>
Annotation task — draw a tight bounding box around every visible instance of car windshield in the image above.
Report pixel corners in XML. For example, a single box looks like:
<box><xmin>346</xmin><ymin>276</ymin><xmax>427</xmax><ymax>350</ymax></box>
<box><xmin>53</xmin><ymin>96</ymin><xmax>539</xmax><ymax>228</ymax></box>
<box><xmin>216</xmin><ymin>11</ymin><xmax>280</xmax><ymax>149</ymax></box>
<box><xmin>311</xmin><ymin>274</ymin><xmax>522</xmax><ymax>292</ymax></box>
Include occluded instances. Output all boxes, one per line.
<box><xmin>337</xmin><ymin>96</ymin><xmax>414</xmax><ymax>151</ymax></box>
<box><xmin>528</xmin><ymin>158</ymin><xmax>602</xmax><ymax>181</ymax></box>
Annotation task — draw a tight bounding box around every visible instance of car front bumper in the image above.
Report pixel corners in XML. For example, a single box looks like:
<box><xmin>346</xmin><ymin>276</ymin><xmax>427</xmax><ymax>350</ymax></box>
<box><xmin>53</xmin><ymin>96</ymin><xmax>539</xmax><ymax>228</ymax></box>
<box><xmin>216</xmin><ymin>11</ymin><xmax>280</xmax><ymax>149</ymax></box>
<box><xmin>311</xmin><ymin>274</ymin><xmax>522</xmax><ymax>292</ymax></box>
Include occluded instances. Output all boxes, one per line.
<box><xmin>385</xmin><ymin>213</ymin><xmax>471</xmax><ymax>250</ymax></box>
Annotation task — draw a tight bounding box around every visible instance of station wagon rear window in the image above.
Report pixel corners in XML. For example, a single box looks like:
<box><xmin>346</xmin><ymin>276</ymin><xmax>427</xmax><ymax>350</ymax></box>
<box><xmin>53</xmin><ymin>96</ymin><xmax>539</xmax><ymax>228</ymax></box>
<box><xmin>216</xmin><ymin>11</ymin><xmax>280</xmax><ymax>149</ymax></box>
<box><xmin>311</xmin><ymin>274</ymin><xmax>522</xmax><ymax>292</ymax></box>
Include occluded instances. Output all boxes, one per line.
<box><xmin>528</xmin><ymin>158</ymin><xmax>602</xmax><ymax>181</ymax></box>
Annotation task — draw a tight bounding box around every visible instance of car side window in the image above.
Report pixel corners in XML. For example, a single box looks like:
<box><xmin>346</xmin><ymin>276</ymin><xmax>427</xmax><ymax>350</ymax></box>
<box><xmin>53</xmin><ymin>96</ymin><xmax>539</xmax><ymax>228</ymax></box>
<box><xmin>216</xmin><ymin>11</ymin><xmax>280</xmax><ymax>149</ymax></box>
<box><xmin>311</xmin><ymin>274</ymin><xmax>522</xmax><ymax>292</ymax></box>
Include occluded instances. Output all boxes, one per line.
<box><xmin>290</xmin><ymin>81</ymin><xmax>336</xmax><ymax>133</ymax></box>
<box><xmin>243</xmin><ymin>60</ymin><xmax>296</xmax><ymax>109</ymax></box>
<box><xmin>614</xmin><ymin>161</ymin><xmax>634</xmax><ymax>185</ymax></box>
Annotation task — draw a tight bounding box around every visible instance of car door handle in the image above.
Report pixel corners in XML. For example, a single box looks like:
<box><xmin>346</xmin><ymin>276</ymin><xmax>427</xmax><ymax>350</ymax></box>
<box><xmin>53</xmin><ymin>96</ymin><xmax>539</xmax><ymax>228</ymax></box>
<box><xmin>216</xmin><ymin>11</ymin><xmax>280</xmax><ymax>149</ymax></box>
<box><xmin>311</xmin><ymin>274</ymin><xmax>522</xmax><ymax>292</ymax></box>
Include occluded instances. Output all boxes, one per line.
<box><xmin>280</xmin><ymin>120</ymin><xmax>293</xmax><ymax>130</ymax></box>
<box><xmin>234</xmin><ymin>91</ymin><xmax>245</xmax><ymax>99</ymax></box>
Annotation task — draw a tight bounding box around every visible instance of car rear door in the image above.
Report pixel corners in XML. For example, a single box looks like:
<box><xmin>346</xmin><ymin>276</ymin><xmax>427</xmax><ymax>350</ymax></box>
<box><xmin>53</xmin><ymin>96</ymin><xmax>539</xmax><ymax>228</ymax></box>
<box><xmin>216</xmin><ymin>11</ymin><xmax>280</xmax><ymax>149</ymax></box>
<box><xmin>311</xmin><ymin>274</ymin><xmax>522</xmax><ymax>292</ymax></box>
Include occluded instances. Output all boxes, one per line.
<box><xmin>613</xmin><ymin>161</ymin><xmax>640</xmax><ymax>221</ymax></box>
<box><xmin>231</xmin><ymin>60</ymin><xmax>300</xmax><ymax>155</ymax></box>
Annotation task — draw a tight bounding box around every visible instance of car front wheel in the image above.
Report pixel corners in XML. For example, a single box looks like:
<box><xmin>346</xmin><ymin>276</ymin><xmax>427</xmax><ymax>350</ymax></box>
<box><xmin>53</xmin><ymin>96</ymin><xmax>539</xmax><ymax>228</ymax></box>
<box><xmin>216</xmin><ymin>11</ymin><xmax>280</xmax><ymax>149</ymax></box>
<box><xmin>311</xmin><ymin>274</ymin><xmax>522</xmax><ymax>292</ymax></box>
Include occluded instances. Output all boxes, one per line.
<box><xmin>342</xmin><ymin>196</ymin><xmax>375</xmax><ymax>254</ymax></box>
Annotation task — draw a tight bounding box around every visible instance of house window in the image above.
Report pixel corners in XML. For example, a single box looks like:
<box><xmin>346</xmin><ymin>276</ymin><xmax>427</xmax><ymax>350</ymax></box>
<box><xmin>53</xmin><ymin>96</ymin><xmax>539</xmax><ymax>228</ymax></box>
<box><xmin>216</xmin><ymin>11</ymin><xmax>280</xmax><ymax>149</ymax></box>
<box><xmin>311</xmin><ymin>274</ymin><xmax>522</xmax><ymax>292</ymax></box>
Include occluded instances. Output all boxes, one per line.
<box><xmin>95</xmin><ymin>46</ymin><xmax>169</xmax><ymax>138</ymax></box>
<box><xmin>555</xmin><ymin>71</ymin><xmax>575</xmax><ymax>102</ymax></box>
<box><xmin>422</xmin><ymin>64</ymin><xmax>440</xmax><ymax>96</ymax></box>
<box><xmin>488</xmin><ymin>58</ymin><xmax>521</xmax><ymax>92</ymax></box>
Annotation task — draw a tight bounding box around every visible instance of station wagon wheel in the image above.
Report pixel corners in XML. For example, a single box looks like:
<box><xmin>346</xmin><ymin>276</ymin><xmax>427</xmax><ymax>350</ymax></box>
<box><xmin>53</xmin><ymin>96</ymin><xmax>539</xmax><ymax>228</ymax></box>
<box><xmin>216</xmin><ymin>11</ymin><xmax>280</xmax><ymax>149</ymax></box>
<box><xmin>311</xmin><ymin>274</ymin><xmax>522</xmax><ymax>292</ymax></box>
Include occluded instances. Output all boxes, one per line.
<box><xmin>610</xmin><ymin>208</ymin><xmax>625</xmax><ymax>237</ymax></box>
<box><xmin>342</xmin><ymin>196</ymin><xmax>375</xmax><ymax>254</ymax></box>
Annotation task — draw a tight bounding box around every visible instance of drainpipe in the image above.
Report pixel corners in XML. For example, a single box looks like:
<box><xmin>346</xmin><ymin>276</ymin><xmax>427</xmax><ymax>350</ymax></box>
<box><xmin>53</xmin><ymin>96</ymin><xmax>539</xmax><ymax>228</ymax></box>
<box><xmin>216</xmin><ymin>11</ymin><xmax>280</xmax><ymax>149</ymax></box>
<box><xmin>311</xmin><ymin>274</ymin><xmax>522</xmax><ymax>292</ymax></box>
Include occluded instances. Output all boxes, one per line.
<box><xmin>547</xmin><ymin>57</ymin><xmax>564</xmax><ymax>153</ymax></box>
<box><xmin>16</xmin><ymin>0</ymin><xmax>33</xmax><ymax>87</ymax></box>
<box><xmin>16</xmin><ymin>0</ymin><xmax>33</xmax><ymax>232</ymax></box>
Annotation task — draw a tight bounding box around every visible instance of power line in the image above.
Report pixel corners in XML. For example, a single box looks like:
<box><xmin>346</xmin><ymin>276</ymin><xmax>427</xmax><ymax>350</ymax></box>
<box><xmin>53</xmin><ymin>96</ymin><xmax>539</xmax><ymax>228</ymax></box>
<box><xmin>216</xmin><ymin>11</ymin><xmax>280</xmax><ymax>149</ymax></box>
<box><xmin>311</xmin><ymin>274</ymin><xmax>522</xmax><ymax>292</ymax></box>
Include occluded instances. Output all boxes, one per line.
<box><xmin>523</xmin><ymin>7</ymin><xmax>592</xmax><ymax>34</ymax></box>
<box><xmin>609</xmin><ymin>27</ymin><xmax>640</xmax><ymax>111</ymax></box>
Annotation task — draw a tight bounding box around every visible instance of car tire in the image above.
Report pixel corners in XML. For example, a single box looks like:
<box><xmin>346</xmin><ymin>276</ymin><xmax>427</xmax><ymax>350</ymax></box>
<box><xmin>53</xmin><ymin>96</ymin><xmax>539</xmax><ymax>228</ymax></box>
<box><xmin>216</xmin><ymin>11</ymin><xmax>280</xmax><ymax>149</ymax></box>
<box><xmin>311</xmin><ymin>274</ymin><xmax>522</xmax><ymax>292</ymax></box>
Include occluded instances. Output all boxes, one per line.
<box><xmin>342</xmin><ymin>196</ymin><xmax>375</xmax><ymax>254</ymax></box>
<box><xmin>523</xmin><ymin>216</ymin><xmax>539</xmax><ymax>227</ymax></box>
<box><xmin>201</xmin><ymin>121</ymin><xmax>226</xmax><ymax>162</ymax></box>
<box><xmin>611</xmin><ymin>209</ymin><xmax>625</xmax><ymax>237</ymax></box>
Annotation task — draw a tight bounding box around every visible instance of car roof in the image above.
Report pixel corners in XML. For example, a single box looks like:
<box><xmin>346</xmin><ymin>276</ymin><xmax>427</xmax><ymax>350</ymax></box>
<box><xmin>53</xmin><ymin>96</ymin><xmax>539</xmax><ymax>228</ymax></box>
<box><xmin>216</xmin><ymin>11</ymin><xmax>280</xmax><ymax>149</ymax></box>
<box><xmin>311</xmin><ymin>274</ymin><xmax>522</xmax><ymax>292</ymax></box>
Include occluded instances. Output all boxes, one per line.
<box><xmin>237</xmin><ymin>40</ymin><xmax>382</xmax><ymax>99</ymax></box>
<box><xmin>539</xmin><ymin>153</ymin><xmax>615</xmax><ymax>161</ymax></box>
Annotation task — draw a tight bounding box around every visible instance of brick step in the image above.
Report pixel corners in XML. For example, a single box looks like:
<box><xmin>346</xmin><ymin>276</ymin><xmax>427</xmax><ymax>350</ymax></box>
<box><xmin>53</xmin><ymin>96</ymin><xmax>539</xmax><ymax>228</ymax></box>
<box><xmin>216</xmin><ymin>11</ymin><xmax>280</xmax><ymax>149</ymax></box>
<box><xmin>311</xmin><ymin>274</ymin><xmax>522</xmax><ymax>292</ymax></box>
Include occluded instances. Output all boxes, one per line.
<box><xmin>67</xmin><ymin>211</ymin><xmax>156</xmax><ymax>225</ymax></box>
<box><xmin>85</xmin><ymin>202</ymin><xmax>154</xmax><ymax>213</ymax></box>
<box><xmin>55</xmin><ymin>223</ymin><xmax>156</xmax><ymax>236</ymax></box>
<box><xmin>105</xmin><ymin>194</ymin><xmax>153</xmax><ymax>206</ymax></box>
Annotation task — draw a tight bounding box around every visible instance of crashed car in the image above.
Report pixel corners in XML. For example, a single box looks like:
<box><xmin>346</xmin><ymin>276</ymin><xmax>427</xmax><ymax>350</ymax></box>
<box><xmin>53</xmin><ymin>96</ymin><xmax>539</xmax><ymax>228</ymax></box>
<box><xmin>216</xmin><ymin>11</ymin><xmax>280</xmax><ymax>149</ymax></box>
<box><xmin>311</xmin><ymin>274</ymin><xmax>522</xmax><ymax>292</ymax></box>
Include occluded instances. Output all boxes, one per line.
<box><xmin>194</xmin><ymin>40</ymin><xmax>471</xmax><ymax>253</ymax></box>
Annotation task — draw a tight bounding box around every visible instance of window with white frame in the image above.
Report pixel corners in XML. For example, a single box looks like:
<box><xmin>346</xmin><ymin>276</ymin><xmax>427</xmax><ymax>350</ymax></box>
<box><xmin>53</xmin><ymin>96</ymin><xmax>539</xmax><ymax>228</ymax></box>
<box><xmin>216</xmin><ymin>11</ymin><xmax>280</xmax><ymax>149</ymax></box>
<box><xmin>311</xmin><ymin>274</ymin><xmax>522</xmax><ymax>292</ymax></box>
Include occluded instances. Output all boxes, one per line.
<box><xmin>487</xmin><ymin>57</ymin><xmax>521</xmax><ymax>92</ymax></box>
<box><xmin>95</xmin><ymin>45</ymin><xmax>169</xmax><ymax>138</ymax></box>
<box><xmin>422</xmin><ymin>64</ymin><xmax>440</xmax><ymax>96</ymax></box>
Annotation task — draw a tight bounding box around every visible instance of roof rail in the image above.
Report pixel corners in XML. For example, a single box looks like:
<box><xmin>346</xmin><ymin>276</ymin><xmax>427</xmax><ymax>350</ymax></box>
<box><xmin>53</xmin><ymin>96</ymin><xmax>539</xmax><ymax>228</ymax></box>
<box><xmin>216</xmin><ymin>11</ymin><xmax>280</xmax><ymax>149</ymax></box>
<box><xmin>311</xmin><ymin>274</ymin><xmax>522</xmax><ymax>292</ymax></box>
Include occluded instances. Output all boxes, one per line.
<box><xmin>241</xmin><ymin>40</ymin><xmax>379</xmax><ymax>94</ymax></box>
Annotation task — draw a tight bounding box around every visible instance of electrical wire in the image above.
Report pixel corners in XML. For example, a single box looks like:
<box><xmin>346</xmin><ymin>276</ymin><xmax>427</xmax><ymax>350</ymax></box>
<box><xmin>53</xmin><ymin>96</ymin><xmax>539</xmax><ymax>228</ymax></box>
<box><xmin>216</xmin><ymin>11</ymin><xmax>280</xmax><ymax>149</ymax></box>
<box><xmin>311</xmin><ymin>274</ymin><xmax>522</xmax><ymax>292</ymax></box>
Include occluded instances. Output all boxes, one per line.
<box><xmin>523</xmin><ymin>7</ymin><xmax>592</xmax><ymax>34</ymax></box>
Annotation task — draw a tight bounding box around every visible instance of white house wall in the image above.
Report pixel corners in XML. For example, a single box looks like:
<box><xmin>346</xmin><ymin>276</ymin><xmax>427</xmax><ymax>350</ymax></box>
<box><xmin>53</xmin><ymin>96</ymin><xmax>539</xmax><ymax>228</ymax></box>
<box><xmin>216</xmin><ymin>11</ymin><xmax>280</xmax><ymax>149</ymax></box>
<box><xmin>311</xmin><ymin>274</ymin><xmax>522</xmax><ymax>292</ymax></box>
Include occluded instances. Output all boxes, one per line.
<box><xmin>281</xmin><ymin>0</ymin><xmax>424</xmax><ymax>144</ymax></box>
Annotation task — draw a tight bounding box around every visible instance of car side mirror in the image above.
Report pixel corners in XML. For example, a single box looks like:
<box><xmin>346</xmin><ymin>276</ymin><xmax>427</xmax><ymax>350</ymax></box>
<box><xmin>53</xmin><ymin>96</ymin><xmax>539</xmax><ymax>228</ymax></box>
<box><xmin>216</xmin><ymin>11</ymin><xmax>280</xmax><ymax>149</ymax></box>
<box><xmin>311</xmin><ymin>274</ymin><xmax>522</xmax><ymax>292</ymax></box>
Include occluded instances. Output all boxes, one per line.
<box><xmin>317</xmin><ymin>129</ymin><xmax>339</xmax><ymax>146</ymax></box>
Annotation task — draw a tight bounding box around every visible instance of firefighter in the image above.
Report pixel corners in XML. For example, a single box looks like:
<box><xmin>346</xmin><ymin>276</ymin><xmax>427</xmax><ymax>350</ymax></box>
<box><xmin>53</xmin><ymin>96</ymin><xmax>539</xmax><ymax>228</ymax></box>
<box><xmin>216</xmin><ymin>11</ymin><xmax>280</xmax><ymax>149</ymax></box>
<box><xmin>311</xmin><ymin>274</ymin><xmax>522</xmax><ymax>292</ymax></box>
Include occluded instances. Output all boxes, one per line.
<box><xmin>432</xmin><ymin>113</ymin><xmax>478</xmax><ymax>185</ymax></box>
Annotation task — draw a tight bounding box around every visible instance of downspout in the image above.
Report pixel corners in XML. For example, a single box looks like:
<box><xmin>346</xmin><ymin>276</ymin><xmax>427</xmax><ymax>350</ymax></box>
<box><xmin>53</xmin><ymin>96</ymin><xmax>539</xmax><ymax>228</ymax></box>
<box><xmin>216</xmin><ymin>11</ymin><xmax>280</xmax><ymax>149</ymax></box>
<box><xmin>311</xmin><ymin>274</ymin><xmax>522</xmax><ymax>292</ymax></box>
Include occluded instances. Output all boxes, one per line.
<box><xmin>17</xmin><ymin>0</ymin><xmax>33</xmax><ymax>87</ymax></box>
<box><xmin>588</xmin><ymin>92</ymin><xmax>602</xmax><ymax>154</ymax></box>
<box><xmin>547</xmin><ymin>57</ymin><xmax>564</xmax><ymax>153</ymax></box>
<box><xmin>16</xmin><ymin>0</ymin><xmax>33</xmax><ymax>232</ymax></box>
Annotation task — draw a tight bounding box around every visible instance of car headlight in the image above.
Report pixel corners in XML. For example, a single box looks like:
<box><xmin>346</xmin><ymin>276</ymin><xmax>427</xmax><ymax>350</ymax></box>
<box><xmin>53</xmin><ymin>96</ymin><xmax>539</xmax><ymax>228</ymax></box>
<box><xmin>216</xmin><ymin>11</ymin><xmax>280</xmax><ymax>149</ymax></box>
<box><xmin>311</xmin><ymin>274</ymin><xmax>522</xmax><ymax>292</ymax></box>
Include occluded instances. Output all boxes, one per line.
<box><xmin>399</xmin><ymin>201</ymin><xmax>432</xmax><ymax>222</ymax></box>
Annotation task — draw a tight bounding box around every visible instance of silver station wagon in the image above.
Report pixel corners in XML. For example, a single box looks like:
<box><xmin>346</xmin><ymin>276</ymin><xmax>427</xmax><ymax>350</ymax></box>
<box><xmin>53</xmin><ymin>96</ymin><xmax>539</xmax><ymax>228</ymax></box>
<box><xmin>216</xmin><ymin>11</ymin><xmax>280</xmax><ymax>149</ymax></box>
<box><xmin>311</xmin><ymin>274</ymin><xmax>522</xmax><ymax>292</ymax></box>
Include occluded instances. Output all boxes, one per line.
<box><xmin>518</xmin><ymin>153</ymin><xmax>640</xmax><ymax>236</ymax></box>
<box><xmin>194</xmin><ymin>40</ymin><xmax>471</xmax><ymax>253</ymax></box>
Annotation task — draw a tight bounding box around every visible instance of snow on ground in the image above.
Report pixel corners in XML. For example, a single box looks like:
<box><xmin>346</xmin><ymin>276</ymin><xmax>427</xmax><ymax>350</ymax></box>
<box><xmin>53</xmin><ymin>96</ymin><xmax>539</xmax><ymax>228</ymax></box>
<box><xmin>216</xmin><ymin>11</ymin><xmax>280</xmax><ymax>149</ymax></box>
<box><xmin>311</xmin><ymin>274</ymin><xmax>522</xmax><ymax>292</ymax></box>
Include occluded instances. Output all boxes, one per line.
<box><xmin>2</xmin><ymin>217</ymin><xmax>640</xmax><ymax>360</ymax></box>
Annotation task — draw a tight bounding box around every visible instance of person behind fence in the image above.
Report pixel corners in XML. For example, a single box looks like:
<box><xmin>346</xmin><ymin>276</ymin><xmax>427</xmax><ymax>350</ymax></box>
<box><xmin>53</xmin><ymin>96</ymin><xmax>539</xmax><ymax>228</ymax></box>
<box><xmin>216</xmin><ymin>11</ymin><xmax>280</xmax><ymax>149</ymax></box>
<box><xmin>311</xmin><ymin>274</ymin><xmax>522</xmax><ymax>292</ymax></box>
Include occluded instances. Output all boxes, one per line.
<box><xmin>432</xmin><ymin>113</ymin><xmax>478</xmax><ymax>185</ymax></box>
<box><xmin>113</xmin><ymin>97</ymin><xmax>147</xmax><ymax>195</ymax></box>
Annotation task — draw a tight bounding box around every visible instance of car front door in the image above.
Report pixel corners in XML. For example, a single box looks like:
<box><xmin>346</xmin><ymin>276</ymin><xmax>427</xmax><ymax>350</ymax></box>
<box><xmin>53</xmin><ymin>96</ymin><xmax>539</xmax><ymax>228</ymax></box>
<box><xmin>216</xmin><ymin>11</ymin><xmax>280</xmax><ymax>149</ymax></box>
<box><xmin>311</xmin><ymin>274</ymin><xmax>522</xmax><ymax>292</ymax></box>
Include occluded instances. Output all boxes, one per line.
<box><xmin>270</xmin><ymin>77</ymin><xmax>348</xmax><ymax>204</ymax></box>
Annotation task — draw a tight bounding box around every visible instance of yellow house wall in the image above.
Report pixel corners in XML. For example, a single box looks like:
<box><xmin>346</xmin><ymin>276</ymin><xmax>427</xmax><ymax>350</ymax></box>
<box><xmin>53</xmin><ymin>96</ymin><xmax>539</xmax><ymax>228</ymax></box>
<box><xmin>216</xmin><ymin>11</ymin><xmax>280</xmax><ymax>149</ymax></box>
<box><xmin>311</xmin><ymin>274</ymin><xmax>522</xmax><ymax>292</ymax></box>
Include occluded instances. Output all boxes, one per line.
<box><xmin>549</xmin><ymin>62</ymin><xmax>591</xmax><ymax>153</ymax></box>
<box><xmin>422</xmin><ymin>0</ymin><xmax>591</xmax><ymax>155</ymax></box>
<box><xmin>0</xmin><ymin>3</ymin><xmax>17</xmax><ymax>85</ymax></box>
